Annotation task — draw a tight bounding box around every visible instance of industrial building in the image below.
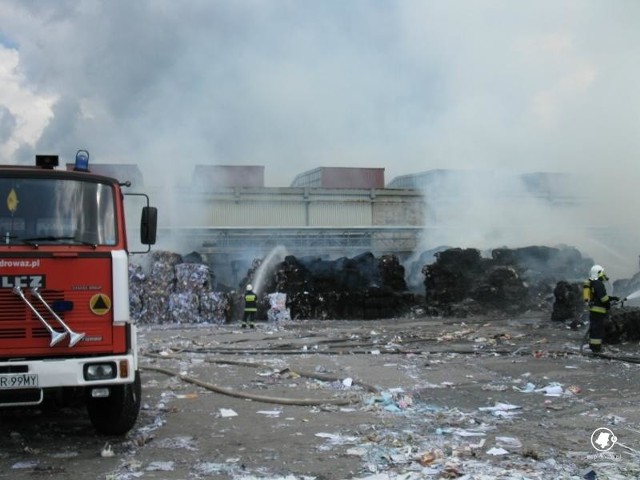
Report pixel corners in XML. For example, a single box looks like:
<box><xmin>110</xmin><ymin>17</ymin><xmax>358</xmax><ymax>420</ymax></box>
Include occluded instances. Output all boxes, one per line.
<box><xmin>90</xmin><ymin>163</ymin><xmax>598</xmax><ymax>288</ymax></box>
<box><xmin>84</xmin><ymin>164</ymin><xmax>425</xmax><ymax>279</ymax></box>
<box><xmin>155</xmin><ymin>177</ymin><xmax>425</xmax><ymax>287</ymax></box>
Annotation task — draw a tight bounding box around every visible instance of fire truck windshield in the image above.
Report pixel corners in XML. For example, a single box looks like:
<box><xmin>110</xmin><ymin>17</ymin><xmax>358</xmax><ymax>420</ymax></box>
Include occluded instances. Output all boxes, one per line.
<box><xmin>0</xmin><ymin>176</ymin><xmax>117</xmax><ymax>246</ymax></box>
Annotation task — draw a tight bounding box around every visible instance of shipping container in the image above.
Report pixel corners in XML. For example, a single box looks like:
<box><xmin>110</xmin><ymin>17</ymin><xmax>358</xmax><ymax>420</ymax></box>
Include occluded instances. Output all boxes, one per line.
<box><xmin>192</xmin><ymin>165</ymin><xmax>265</xmax><ymax>189</ymax></box>
<box><xmin>291</xmin><ymin>167</ymin><xmax>385</xmax><ymax>189</ymax></box>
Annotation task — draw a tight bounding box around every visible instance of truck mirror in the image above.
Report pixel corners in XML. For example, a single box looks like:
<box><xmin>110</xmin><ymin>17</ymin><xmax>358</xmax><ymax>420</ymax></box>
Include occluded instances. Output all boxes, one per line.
<box><xmin>140</xmin><ymin>206</ymin><xmax>157</xmax><ymax>245</ymax></box>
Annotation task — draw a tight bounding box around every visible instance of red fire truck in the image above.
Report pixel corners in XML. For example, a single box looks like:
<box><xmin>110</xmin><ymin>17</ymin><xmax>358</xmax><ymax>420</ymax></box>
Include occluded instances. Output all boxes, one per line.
<box><xmin>0</xmin><ymin>151</ymin><xmax>157</xmax><ymax>435</ymax></box>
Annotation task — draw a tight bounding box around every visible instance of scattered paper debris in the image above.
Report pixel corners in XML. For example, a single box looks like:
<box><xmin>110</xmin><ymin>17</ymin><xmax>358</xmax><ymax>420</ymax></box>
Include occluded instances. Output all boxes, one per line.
<box><xmin>219</xmin><ymin>408</ymin><xmax>238</xmax><ymax>418</ymax></box>
<box><xmin>487</xmin><ymin>447</ymin><xmax>510</xmax><ymax>456</ymax></box>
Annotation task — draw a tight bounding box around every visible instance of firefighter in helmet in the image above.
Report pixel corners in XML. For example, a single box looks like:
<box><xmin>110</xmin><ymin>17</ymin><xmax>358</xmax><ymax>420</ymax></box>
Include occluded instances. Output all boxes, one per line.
<box><xmin>585</xmin><ymin>264</ymin><xmax>618</xmax><ymax>353</ymax></box>
<box><xmin>242</xmin><ymin>284</ymin><xmax>258</xmax><ymax>329</ymax></box>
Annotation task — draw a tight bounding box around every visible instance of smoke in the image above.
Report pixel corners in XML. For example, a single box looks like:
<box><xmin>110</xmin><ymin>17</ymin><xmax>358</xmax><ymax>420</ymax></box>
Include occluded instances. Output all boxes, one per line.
<box><xmin>425</xmin><ymin>171</ymin><xmax>594</xmax><ymax>245</ymax></box>
<box><xmin>410</xmin><ymin>169</ymin><xmax>640</xmax><ymax>280</ymax></box>
<box><xmin>1</xmin><ymin>1</ymin><xmax>640</xmax><ymax>278</ymax></box>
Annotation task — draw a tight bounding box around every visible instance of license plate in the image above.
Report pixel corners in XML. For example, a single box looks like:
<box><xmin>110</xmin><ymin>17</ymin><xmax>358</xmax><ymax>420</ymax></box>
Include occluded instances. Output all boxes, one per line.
<box><xmin>0</xmin><ymin>373</ymin><xmax>39</xmax><ymax>389</ymax></box>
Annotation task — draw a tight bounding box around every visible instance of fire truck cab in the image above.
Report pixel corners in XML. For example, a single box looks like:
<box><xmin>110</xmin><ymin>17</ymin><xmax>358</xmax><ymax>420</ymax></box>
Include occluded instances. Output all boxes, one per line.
<box><xmin>0</xmin><ymin>152</ymin><xmax>157</xmax><ymax>435</ymax></box>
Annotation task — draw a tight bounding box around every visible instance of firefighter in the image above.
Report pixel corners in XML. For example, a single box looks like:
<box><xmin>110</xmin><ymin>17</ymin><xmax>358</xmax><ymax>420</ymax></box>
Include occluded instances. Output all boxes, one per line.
<box><xmin>585</xmin><ymin>264</ymin><xmax>618</xmax><ymax>353</ymax></box>
<box><xmin>242</xmin><ymin>284</ymin><xmax>258</xmax><ymax>329</ymax></box>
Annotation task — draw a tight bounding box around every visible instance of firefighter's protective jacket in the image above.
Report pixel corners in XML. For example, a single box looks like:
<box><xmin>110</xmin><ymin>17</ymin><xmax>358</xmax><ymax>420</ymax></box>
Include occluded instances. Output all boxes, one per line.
<box><xmin>244</xmin><ymin>290</ymin><xmax>258</xmax><ymax>312</ymax></box>
<box><xmin>588</xmin><ymin>278</ymin><xmax>613</xmax><ymax>314</ymax></box>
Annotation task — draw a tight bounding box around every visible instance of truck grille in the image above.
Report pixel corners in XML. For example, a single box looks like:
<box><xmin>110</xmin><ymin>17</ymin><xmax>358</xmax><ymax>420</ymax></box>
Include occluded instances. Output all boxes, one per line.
<box><xmin>0</xmin><ymin>289</ymin><xmax>66</xmax><ymax>340</ymax></box>
<box><xmin>0</xmin><ymin>290</ymin><xmax>25</xmax><ymax>322</ymax></box>
<box><xmin>0</xmin><ymin>285</ymin><xmax>118</xmax><ymax>353</ymax></box>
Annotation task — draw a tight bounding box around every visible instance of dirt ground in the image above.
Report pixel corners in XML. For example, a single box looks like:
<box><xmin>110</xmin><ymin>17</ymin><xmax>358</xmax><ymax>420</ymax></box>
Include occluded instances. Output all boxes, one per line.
<box><xmin>1</xmin><ymin>312</ymin><xmax>640</xmax><ymax>479</ymax></box>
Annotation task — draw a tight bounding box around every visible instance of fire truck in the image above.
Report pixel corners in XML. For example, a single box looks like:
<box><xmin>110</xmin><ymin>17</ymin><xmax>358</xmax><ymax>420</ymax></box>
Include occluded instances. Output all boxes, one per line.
<box><xmin>0</xmin><ymin>151</ymin><xmax>157</xmax><ymax>435</ymax></box>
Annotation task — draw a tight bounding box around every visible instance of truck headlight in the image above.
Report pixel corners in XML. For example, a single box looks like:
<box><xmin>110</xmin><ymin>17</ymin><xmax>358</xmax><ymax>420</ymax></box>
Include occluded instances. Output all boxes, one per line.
<box><xmin>84</xmin><ymin>362</ymin><xmax>117</xmax><ymax>381</ymax></box>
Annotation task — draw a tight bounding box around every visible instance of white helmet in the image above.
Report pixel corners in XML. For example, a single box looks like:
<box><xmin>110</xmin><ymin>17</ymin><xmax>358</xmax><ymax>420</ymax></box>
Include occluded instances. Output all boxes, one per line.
<box><xmin>589</xmin><ymin>265</ymin><xmax>605</xmax><ymax>281</ymax></box>
<box><xmin>246</xmin><ymin>284</ymin><xmax>253</xmax><ymax>291</ymax></box>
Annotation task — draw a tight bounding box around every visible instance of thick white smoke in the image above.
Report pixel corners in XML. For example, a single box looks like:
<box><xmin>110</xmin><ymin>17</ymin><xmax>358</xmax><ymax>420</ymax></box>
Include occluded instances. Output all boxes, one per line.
<box><xmin>1</xmin><ymin>1</ymin><xmax>639</xmax><ymax>278</ymax></box>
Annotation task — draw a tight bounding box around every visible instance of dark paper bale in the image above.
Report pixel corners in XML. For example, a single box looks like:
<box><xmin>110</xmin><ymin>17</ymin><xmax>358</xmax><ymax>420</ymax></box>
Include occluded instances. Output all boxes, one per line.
<box><xmin>261</xmin><ymin>252</ymin><xmax>409</xmax><ymax>320</ymax></box>
<box><xmin>551</xmin><ymin>281</ymin><xmax>583</xmax><ymax>322</ymax></box>
<box><xmin>420</xmin><ymin>245</ymin><xmax>594</xmax><ymax>317</ymax></box>
<box><xmin>606</xmin><ymin>307</ymin><xmax>640</xmax><ymax>343</ymax></box>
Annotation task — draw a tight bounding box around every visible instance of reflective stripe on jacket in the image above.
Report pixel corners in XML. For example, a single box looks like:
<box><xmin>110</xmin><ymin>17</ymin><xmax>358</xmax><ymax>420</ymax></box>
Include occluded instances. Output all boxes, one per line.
<box><xmin>244</xmin><ymin>292</ymin><xmax>258</xmax><ymax>312</ymax></box>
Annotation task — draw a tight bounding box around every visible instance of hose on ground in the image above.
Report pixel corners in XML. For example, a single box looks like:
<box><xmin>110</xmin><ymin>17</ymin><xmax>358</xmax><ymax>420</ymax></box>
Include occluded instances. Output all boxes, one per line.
<box><xmin>143</xmin><ymin>352</ymin><xmax>380</xmax><ymax>393</ymax></box>
<box><xmin>140</xmin><ymin>363</ymin><xmax>359</xmax><ymax>406</ymax></box>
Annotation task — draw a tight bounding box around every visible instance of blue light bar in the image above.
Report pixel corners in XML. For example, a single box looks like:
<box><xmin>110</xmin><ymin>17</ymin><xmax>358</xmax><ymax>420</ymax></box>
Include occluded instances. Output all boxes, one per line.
<box><xmin>74</xmin><ymin>149</ymin><xmax>90</xmax><ymax>172</ymax></box>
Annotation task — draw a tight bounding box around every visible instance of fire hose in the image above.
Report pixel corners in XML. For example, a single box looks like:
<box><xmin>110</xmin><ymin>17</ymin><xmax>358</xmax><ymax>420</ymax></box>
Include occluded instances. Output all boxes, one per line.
<box><xmin>141</xmin><ymin>352</ymin><xmax>374</xmax><ymax>406</ymax></box>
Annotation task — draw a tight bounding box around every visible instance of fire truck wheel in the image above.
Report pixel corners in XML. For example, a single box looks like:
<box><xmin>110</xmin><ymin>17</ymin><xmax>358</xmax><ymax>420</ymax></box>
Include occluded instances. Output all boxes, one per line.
<box><xmin>85</xmin><ymin>371</ymin><xmax>141</xmax><ymax>435</ymax></box>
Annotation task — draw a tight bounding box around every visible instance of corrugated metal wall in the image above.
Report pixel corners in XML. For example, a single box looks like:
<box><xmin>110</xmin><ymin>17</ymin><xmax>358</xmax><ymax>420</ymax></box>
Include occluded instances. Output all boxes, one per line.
<box><xmin>373</xmin><ymin>198</ymin><xmax>425</xmax><ymax>225</ymax></box>
<box><xmin>208</xmin><ymin>201</ymin><xmax>305</xmax><ymax>227</ymax></box>
<box><xmin>309</xmin><ymin>202</ymin><xmax>371</xmax><ymax>226</ymax></box>
<box><xmin>158</xmin><ymin>187</ymin><xmax>424</xmax><ymax>228</ymax></box>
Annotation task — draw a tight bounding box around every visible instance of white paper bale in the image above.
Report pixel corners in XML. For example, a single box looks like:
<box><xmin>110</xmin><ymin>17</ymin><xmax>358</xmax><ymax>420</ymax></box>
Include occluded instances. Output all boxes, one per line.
<box><xmin>175</xmin><ymin>263</ymin><xmax>210</xmax><ymax>293</ymax></box>
<box><xmin>267</xmin><ymin>292</ymin><xmax>290</xmax><ymax>322</ymax></box>
<box><xmin>200</xmin><ymin>291</ymin><xmax>229</xmax><ymax>325</ymax></box>
<box><xmin>169</xmin><ymin>292</ymin><xmax>201</xmax><ymax>324</ymax></box>
<box><xmin>141</xmin><ymin>291</ymin><xmax>171</xmax><ymax>324</ymax></box>
<box><xmin>129</xmin><ymin>263</ymin><xmax>146</xmax><ymax>321</ymax></box>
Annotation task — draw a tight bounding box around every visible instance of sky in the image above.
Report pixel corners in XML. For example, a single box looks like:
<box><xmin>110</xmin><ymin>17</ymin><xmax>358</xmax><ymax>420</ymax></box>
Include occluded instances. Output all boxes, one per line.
<box><xmin>1</xmin><ymin>1</ymin><xmax>640</xmax><ymax>277</ymax></box>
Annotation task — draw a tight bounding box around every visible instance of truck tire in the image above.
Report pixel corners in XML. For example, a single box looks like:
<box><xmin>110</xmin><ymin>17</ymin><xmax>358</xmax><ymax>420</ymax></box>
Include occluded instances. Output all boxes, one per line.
<box><xmin>86</xmin><ymin>371</ymin><xmax>141</xmax><ymax>435</ymax></box>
